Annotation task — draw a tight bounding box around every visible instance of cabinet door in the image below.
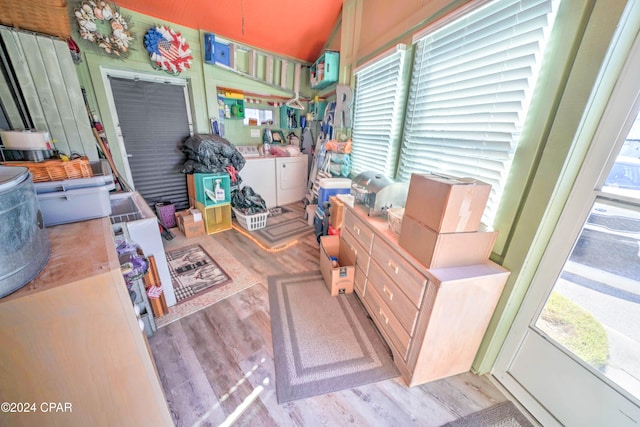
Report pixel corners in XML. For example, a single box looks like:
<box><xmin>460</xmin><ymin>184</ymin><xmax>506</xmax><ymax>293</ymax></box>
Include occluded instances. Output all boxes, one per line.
<box><xmin>275</xmin><ymin>155</ymin><xmax>308</xmax><ymax>206</ymax></box>
<box><xmin>239</xmin><ymin>158</ymin><xmax>277</xmax><ymax>208</ymax></box>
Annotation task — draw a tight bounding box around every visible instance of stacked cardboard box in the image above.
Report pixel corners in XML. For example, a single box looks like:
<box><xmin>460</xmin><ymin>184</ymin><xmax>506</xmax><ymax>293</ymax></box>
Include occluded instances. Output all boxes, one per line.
<box><xmin>398</xmin><ymin>174</ymin><xmax>496</xmax><ymax>269</ymax></box>
<box><xmin>175</xmin><ymin>209</ymin><xmax>206</xmax><ymax>238</ymax></box>
<box><xmin>319</xmin><ymin>235</ymin><xmax>356</xmax><ymax>296</ymax></box>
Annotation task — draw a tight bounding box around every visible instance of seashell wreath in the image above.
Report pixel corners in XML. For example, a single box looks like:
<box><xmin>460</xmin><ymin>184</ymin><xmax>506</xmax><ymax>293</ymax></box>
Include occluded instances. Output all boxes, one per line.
<box><xmin>73</xmin><ymin>1</ymin><xmax>133</xmax><ymax>58</ymax></box>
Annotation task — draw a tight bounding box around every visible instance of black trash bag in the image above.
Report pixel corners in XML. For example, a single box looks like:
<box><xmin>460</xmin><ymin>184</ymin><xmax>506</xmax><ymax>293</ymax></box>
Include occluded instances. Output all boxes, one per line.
<box><xmin>231</xmin><ymin>186</ymin><xmax>267</xmax><ymax>214</ymax></box>
<box><xmin>180</xmin><ymin>134</ymin><xmax>246</xmax><ymax>174</ymax></box>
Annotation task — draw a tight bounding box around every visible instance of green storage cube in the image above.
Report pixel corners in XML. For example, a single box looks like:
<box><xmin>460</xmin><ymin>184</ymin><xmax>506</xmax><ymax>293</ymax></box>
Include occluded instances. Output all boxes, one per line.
<box><xmin>194</xmin><ymin>173</ymin><xmax>231</xmax><ymax>207</ymax></box>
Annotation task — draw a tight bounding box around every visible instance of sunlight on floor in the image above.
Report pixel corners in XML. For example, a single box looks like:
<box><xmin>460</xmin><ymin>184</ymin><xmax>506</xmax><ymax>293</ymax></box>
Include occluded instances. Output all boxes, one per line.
<box><xmin>192</xmin><ymin>357</ymin><xmax>269</xmax><ymax>427</ymax></box>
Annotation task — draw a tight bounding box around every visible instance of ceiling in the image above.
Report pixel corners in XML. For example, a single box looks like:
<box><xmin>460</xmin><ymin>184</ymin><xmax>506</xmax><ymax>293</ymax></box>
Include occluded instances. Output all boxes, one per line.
<box><xmin>117</xmin><ymin>0</ymin><xmax>344</xmax><ymax>62</ymax></box>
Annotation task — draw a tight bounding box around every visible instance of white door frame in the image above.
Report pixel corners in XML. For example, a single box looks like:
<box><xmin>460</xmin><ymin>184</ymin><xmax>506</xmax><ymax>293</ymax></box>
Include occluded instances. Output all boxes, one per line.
<box><xmin>99</xmin><ymin>67</ymin><xmax>194</xmax><ymax>188</ymax></box>
<box><xmin>493</xmin><ymin>4</ymin><xmax>640</xmax><ymax>425</ymax></box>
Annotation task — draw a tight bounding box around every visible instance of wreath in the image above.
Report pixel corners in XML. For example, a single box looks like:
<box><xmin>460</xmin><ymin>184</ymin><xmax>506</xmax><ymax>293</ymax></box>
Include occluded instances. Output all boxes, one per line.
<box><xmin>143</xmin><ymin>26</ymin><xmax>193</xmax><ymax>75</ymax></box>
<box><xmin>73</xmin><ymin>1</ymin><xmax>133</xmax><ymax>58</ymax></box>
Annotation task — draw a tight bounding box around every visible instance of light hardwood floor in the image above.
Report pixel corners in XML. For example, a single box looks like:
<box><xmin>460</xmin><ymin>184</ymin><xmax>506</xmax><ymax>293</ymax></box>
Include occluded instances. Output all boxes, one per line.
<box><xmin>149</xmin><ymin>204</ymin><xmax>509</xmax><ymax>427</ymax></box>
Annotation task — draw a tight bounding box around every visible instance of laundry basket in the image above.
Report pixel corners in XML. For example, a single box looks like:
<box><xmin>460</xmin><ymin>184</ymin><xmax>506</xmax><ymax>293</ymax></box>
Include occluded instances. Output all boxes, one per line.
<box><xmin>233</xmin><ymin>207</ymin><xmax>268</xmax><ymax>231</ymax></box>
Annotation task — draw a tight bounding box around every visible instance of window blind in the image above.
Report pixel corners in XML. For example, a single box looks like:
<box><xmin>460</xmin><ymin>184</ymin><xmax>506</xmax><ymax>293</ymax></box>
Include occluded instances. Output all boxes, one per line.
<box><xmin>398</xmin><ymin>0</ymin><xmax>557</xmax><ymax>224</ymax></box>
<box><xmin>351</xmin><ymin>46</ymin><xmax>410</xmax><ymax>178</ymax></box>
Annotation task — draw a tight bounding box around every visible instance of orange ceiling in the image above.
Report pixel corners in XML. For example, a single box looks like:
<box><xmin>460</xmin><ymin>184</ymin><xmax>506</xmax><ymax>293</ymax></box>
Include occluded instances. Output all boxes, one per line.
<box><xmin>117</xmin><ymin>0</ymin><xmax>343</xmax><ymax>62</ymax></box>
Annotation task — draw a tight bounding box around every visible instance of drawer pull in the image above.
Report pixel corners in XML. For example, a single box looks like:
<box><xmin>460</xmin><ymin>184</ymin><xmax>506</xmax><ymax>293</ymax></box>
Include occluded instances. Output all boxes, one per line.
<box><xmin>387</xmin><ymin>260</ymin><xmax>399</xmax><ymax>274</ymax></box>
<box><xmin>350</xmin><ymin>245</ymin><xmax>357</xmax><ymax>256</ymax></box>
<box><xmin>383</xmin><ymin>286</ymin><xmax>393</xmax><ymax>301</ymax></box>
<box><xmin>378</xmin><ymin>309</ymin><xmax>389</xmax><ymax>324</ymax></box>
<box><xmin>353</xmin><ymin>224</ymin><xmax>361</xmax><ymax>235</ymax></box>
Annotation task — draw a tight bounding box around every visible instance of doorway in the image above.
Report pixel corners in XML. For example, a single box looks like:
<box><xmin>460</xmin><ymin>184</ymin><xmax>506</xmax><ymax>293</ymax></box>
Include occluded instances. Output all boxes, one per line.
<box><xmin>103</xmin><ymin>70</ymin><xmax>193</xmax><ymax>211</ymax></box>
<box><xmin>493</xmin><ymin>16</ymin><xmax>640</xmax><ymax>427</ymax></box>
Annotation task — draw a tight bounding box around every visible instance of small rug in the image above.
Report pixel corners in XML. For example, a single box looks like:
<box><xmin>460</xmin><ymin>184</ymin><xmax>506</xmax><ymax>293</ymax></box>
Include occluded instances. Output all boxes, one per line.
<box><xmin>156</xmin><ymin>232</ymin><xmax>259</xmax><ymax>328</ymax></box>
<box><xmin>252</xmin><ymin>217</ymin><xmax>313</xmax><ymax>249</ymax></box>
<box><xmin>165</xmin><ymin>244</ymin><xmax>231</xmax><ymax>304</ymax></box>
<box><xmin>442</xmin><ymin>401</ymin><xmax>534</xmax><ymax>427</ymax></box>
<box><xmin>268</xmin><ymin>270</ymin><xmax>399</xmax><ymax>403</ymax></box>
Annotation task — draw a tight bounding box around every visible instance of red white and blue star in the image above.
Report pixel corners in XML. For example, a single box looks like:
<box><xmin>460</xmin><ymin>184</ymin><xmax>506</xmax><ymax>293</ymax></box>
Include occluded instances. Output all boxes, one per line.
<box><xmin>144</xmin><ymin>26</ymin><xmax>193</xmax><ymax>74</ymax></box>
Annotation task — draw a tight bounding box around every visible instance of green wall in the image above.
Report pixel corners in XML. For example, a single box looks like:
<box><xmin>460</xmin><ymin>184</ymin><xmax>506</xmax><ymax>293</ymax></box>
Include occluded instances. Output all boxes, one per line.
<box><xmin>75</xmin><ymin>8</ymin><xmax>312</xmax><ymax>183</ymax></box>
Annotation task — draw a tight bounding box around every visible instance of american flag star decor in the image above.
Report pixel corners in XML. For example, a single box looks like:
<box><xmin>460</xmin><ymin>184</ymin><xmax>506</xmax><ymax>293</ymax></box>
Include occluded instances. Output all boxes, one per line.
<box><xmin>144</xmin><ymin>26</ymin><xmax>193</xmax><ymax>75</ymax></box>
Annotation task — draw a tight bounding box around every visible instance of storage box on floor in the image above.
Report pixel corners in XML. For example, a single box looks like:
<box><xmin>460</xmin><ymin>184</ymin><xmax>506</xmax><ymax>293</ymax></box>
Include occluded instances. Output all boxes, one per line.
<box><xmin>399</xmin><ymin>173</ymin><xmax>496</xmax><ymax>269</ymax></box>
<box><xmin>34</xmin><ymin>160</ymin><xmax>115</xmax><ymax>226</ymax></box>
<box><xmin>175</xmin><ymin>209</ymin><xmax>205</xmax><ymax>238</ymax></box>
<box><xmin>319</xmin><ymin>235</ymin><xmax>355</xmax><ymax>296</ymax></box>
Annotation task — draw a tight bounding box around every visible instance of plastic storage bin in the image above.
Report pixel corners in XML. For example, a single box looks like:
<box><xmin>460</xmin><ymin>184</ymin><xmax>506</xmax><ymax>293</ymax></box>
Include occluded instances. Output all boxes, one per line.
<box><xmin>318</xmin><ymin>177</ymin><xmax>352</xmax><ymax>206</ymax></box>
<box><xmin>37</xmin><ymin>185</ymin><xmax>112</xmax><ymax>226</ymax></box>
<box><xmin>155</xmin><ymin>202</ymin><xmax>176</xmax><ymax>228</ymax></box>
<box><xmin>233</xmin><ymin>207</ymin><xmax>268</xmax><ymax>231</ymax></box>
<box><xmin>34</xmin><ymin>160</ymin><xmax>115</xmax><ymax>226</ymax></box>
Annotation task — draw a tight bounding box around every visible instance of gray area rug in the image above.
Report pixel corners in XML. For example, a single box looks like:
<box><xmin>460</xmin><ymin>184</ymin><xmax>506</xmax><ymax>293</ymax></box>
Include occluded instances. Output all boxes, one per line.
<box><xmin>442</xmin><ymin>401</ymin><xmax>534</xmax><ymax>427</ymax></box>
<box><xmin>268</xmin><ymin>270</ymin><xmax>400</xmax><ymax>403</ymax></box>
<box><xmin>253</xmin><ymin>217</ymin><xmax>313</xmax><ymax>248</ymax></box>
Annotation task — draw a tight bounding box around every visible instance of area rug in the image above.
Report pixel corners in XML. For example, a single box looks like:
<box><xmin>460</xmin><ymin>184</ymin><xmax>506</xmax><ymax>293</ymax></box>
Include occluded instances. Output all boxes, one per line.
<box><xmin>156</xmin><ymin>232</ymin><xmax>259</xmax><ymax>328</ymax></box>
<box><xmin>442</xmin><ymin>401</ymin><xmax>534</xmax><ymax>427</ymax></box>
<box><xmin>252</xmin><ymin>217</ymin><xmax>313</xmax><ymax>249</ymax></box>
<box><xmin>165</xmin><ymin>244</ymin><xmax>231</xmax><ymax>304</ymax></box>
<box><xmin>268</xmin><ymin>270</ymin><xmax>399</xmax><ymax>403</ymax></box>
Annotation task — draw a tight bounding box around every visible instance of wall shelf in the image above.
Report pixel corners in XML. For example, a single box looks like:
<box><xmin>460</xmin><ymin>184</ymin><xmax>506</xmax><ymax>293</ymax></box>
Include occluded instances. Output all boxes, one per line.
<box><xmin>310</xmin><ymin>51</ymin><xmax>339</xmax><ymax>90</ymax></box>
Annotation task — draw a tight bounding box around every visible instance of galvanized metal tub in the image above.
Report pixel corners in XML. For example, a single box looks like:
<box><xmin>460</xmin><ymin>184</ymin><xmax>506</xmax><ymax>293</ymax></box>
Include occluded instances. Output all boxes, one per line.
<box><xmin>0</xmin><ymin>166</ymin><xmax>50</xmax><ymax>297</ymax></box>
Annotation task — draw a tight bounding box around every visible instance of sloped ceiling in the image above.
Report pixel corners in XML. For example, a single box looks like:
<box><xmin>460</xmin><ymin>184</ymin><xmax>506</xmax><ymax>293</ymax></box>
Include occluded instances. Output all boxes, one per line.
<box><xmin>117</xmin><ymin>0</ymin><xmax>343</xmax><ymax>62</ymax></box>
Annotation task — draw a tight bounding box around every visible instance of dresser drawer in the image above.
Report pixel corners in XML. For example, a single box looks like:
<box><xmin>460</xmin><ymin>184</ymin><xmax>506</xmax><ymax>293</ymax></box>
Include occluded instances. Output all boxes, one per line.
<box><xmin>342</xmin><ymin>228</ymin><xmax>371</xmax><ymax>275</ymax></box>
<box><xmin>344</xmin><ymin>210</ymin><xmax>375</xmax><ymax>253</ymax></box>
<box><xmin>368</xmin><ymin>260</ymin><xmax>419</xmax><ymax>336</ymax></box>
<box><xmin>354</xmin><ymin>266</ymin><xmax>367</xmax><ymax>297</ymax></box>
<box><xmin>372</xmin><ymin>238</ymin><xmax>427</xmax><ymax>307</ymax></box>
<box><xmin>365</xmin><ymin>284</ymin><xmax>410</xmax><ymax>360</ymax></box>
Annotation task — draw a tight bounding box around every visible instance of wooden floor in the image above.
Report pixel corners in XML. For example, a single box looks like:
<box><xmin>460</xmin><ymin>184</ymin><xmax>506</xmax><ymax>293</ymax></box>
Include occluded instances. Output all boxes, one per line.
<box><xmin>149</xmin><ymin>203</ymin><xmax>508</xmax><ymax>427</ymax></box>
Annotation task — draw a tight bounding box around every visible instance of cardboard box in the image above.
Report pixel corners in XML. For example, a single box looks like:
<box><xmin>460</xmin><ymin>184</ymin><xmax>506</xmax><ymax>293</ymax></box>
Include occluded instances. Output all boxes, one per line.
<box><xmin>399</xmin><ymin>215</ymin><xmax>497</xmax><ymax>269</ymax></box>
<box><xmin>329</xmin><ymin>195</ymin><xmax>345</xmax><ymax>229</ymax></box>
<box><xmin>404</xmin><ymin>173</ymin><xmax>491</xmax><ymax>233</ymax></box>
<box><xmin>175</xmin><ymin>210</ymin><xmax>206</xmax><ymax>238</ymax></box>
<box><xmin>319</xmin><ymin>235</ymin><xmax>355</xmax><ymax>296</ymax></box>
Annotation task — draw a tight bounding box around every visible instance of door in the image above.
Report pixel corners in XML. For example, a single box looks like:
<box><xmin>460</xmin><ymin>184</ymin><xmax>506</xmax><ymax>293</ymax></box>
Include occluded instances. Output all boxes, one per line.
<box><xmin>494</xmin><ymin>26</ymin><xmax>640</xmax><ymax>427</ymax></box>
<box><xmin>105</xmin><ymin>71</ymin><xmax>193</xmax><ymax>211</ymax></box>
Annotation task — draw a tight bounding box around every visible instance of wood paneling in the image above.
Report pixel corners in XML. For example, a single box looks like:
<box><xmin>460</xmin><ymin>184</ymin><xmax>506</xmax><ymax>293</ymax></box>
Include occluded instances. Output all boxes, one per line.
<box><xmin>0</xmin><ymin>27</ymin><xmax>96</xmax><ymax>159</ymax></box>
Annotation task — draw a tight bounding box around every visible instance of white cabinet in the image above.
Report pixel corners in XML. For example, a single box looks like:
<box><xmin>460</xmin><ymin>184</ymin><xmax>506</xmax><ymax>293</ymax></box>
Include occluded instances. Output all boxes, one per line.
<box><xmin>239</xmin><ymin>155</ymin><xmax>308</xmax><ymax>208</ymax></box>
<box><xmin>276</xmin><ymin>155</ymin><xmax>308</xmax><ymax>206</ymax></box>
<box><xmin>343</xmin><ymin>206</ymin><xmax>510</xmax><ymax>387</ymax></box>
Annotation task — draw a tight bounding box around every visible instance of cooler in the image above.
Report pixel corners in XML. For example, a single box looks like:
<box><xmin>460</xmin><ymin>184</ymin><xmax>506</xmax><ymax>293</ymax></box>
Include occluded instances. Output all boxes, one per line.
<box><xmin>318</xmin><ymin>177</ymin><xmax>351</xmax><ymax>206</ymax></box>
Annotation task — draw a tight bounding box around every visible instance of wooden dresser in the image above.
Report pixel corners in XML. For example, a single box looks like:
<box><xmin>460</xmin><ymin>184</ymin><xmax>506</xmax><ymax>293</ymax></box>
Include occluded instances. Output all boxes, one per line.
<box><xmin>0</xmin><ymin>218</ymin><xmax>172</xmax><ymax>427</ymax></box>
<box><xmin>342</xmin><ymin>205</ymin><xmax>510</xmax><ymax>386</ymax></box>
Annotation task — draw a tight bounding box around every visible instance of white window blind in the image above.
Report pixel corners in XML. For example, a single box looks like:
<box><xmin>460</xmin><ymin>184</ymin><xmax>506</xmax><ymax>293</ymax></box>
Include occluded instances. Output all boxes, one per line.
<box><xmin>398</xmin><ymin>0</ymin><xmax>557</xmax><ymax>224</ymax></box>
<box><xmin>351</xmin><ymin>46</ymin><xmax>410</xmax><ymax>178</ymax></box>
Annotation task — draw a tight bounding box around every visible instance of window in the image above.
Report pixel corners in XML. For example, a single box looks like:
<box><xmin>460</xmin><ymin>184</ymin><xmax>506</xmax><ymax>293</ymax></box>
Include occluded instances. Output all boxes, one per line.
<box><xmin>351</xmin><ymin>45</ymin><xmax>410</xmax><ymax>177</ymax></box>
<box><xmin>398</xmin><ymin>0</ymin><xmax>558</xmax><ymax>224</ymax></box>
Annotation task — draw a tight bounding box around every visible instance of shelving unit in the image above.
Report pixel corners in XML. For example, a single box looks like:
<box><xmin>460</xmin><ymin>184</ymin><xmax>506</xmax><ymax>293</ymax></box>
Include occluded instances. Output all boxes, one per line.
<box><xmin>221</xmin><ymin>97</ymin><xmax>245</xmax><ymax>119</ymax></box>
<box><xmin>310</xmin><ymin>51</ymin><xmax>339</xmax><ymax>90</ymax></box>
<box><xmin>280</xmin><ymin>105</ymin><xmax>301</xmax><ymax>129</ymax></box>
<box><xmin>130</xmin><ymin>277</ymin><xmax>157</xmax><ymax>337</ymax></box>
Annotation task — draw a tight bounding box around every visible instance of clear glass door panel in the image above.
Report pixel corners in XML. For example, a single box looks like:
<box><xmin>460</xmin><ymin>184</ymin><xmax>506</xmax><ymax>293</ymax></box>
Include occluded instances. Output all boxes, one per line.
<box><xmin>535</xmin><ymin>134</ymin><xmax>640</xmax><ymax>402</ymax></box>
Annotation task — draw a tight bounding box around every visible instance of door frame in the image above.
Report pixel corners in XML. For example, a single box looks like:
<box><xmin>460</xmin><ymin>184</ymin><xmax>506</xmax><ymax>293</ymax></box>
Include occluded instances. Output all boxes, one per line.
<box><xmin>100</xmin><ymin>67</ymin><xmax>194</xmax><ymax>188</ymax></box>
<box><xmin>493</xmin><ymin>4</ymin><xmax>640</xmax><ymax>425</ymax></box>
